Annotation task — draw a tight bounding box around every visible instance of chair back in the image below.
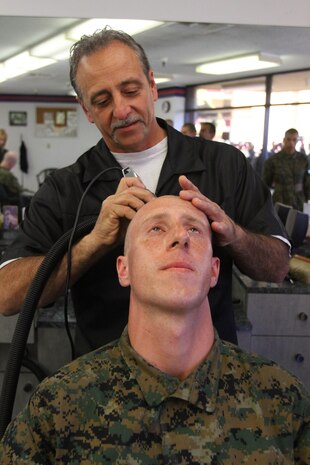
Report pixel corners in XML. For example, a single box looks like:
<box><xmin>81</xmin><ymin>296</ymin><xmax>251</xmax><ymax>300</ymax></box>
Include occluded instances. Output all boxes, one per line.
<box><xmin>36</xmin><ymin>168</ymin><xmax>57</xmax><ymax>187</ymax></box>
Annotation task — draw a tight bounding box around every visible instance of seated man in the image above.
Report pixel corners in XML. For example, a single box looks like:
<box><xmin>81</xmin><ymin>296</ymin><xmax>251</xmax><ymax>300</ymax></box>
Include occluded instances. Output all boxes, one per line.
<box><xmin>0</xmin><ymin>195</ymin><xmax>309</xmax><ymax>464</ymax></box>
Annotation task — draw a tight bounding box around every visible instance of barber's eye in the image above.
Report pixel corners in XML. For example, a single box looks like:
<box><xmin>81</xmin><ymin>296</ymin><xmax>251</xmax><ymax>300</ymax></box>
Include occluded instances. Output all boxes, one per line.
<box><xmin>151</xmin><ymin>226</ymin><xmax>161</xmax><ymax>232</ymax></box>
<box><xmin>189</xmin><ymin>227</ymin><xmax>199</xmax><ymax>233</ymax></box>
<box><xmin>95</xmin><ymin>99</ymin><xmax>109</xmax><ymax>107</ymax></box>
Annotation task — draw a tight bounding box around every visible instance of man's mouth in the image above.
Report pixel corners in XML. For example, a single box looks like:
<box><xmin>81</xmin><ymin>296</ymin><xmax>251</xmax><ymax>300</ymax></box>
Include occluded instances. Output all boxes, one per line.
<box><xmin>162</xmin><ymin>262</ymin><xmax>194</xmax><ymax>271</ymax></box>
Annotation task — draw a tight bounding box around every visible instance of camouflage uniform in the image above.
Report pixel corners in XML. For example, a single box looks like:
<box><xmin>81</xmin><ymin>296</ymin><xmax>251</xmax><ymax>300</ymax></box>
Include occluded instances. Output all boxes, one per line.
<box><xmin>0</xmin><ymin>167</ymin><xmax>22</xmax><ymax>204</ymax></box>
<box><xmin>263</xmin><ymin>150</ymin><xmax>310</xmax><ymax>211</ymax></box>
<box><xmin>1</xmin><ymin>328</ymin><xmax>309</xmax><ymax>464</ymax></box>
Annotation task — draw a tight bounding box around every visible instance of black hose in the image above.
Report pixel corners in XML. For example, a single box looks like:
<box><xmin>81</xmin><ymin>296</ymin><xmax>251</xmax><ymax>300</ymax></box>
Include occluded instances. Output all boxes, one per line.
<box><xmin>21</xmin><ymin>356</ymin><xmax>48</xmax><ymax>383</ymax></box>
<box><xmin>0</xmin><ymin>217</ymin><xmax>96</xmax><ymax>439</ymax></box>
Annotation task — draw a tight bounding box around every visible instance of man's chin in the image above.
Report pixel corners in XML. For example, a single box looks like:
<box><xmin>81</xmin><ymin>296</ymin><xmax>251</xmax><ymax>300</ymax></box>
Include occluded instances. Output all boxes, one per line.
<box><xmin>112</xmin><ymin>130</ymin><xmax>148</xmax><ymax>151</ymax></box>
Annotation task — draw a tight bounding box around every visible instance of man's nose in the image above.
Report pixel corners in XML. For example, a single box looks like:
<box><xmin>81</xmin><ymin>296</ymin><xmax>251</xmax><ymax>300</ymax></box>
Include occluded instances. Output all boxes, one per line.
<box><xmin>113</xmin><ymin>96</ymin><xmax>131</xmax><ymax>119</ymax></box>
<box><xmin>169</xmin><ymin>228</ymin><xmax>189</xmax><ymax>249</ymax></box>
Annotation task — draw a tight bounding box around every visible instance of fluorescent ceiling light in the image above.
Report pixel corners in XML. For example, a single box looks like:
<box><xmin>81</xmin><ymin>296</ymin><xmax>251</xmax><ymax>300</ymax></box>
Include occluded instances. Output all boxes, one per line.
<box><xmin>33</xmin><ymin>19</ymin><xmax>164</xmax><ymax>61</ymax></box>
<box><xmin>155</xmin><ymin>77</ymin><xmax>171</xmax><ymax>84</ymax></box>
<box><xmin>31</xmin><ymin>33</ymin><xmax>74</xmax><ymax>60</ymax></box>
<box><xmin>155</xmin><ymin>78</ymin><xmax>170</xmax><ymax>84</ymax></box>
<box><xmin>0</xmin><ymin>18</ymin><xmax>163</xmax><ymax>83</ymax></box>
<box><xmin>0</xmin><ymin>51</ymin><xmax>55</xmax><ymax>82</ymax></box>
<box><xmin>196</xmin><ymin>53</ymin><xmax>281</xmax><ymax>75</ymax></box>
<box><xmin>67</xmin><ymin>18</ymin><xmax>163</xmax><ymax>41</ymax></box>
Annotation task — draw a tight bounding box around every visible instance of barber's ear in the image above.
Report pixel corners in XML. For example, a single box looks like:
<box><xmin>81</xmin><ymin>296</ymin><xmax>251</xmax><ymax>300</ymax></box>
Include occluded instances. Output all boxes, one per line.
<box><xmin>149</xmin><ymin>70</ymin><xmax>158</xmax><ymax>102</ymax></box>
<box><xmin>116</xmin><ymin>256</ymin><xmax>130</xmax><ymax>287</ymax></box>
<box><xmin>210</xmin><ymin>257</ymin><xmax>220</xmax><ymax>288</ymax></box>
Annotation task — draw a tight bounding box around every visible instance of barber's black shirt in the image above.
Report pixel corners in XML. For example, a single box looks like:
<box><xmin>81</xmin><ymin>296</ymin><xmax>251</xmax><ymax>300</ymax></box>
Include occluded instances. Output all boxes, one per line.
<box><xmin>1</xmin><ymin>119</ymin><xmax>287</xmax><ymax>351</ymax></box>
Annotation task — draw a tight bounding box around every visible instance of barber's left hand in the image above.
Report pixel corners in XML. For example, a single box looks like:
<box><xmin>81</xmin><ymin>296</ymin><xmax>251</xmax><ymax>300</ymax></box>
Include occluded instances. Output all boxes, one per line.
<box><xmin>178</xmin><ymin>175</ymin><xmax>240</xmax><ymax>247</ymax></box>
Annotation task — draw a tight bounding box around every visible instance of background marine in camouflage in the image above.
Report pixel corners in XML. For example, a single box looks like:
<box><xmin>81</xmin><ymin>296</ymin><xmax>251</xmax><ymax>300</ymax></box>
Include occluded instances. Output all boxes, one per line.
<box><xmin>0</xmin><ymin>195</ymin><xmax>309</xmax><ymax>464</ymax></box>
<box><xmin>264</xmin><ymin>128</ymin><xmax>310</xmax><ymax>211</ymax></box>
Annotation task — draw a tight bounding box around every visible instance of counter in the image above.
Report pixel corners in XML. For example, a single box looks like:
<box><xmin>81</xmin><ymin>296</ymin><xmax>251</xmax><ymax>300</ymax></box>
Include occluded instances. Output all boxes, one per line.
<box><xmin>233</xmin><ymin>267</ymin><xmax>310</xmax><ymax>390</ymax></box>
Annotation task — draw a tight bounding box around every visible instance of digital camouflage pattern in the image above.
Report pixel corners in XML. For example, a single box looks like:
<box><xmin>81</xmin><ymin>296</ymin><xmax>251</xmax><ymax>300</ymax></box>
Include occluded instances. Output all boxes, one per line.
<box><xmin>0</xmin><ymin>167</ymin><xmax>22</xmax><ymax>197</ymax></box>
<box><xmin>0</xmin><ymin>329</ymin><xmax>309</xmax><ymax>464</ymax></box>
<box><xmin>263</xmin><ymin>150</ymin><xmax>310</xmax><ymax>211</ymax></box>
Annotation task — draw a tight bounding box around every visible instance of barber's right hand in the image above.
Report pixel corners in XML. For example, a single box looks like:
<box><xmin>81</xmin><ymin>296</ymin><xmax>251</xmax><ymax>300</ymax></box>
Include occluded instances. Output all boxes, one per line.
<box><xmin>90</xmin><ymin>176</ymin><xmax>155</xmax><ymax>246</ymax></box>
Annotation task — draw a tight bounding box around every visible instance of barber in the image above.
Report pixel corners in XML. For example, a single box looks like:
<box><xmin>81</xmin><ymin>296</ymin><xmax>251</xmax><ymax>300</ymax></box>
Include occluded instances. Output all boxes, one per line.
<box><xmin>0</xmin><ymin>28</ymin><xmax>289</xmax><ymax>354</ymax></box>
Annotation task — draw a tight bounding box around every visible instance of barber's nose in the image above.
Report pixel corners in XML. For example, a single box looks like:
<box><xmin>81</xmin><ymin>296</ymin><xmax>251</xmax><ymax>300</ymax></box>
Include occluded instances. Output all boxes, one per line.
<box><xmin>113</xmin><ymin>96</ymin><xmax>130</xmax><ymax>119</ymax></box>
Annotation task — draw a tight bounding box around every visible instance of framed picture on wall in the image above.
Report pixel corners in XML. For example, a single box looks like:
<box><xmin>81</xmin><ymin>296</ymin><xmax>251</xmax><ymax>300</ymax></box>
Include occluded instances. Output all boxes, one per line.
<box><xmin>35</xmin><ymin>107</ymin><xmax>77</xmax><ymax>137</ymax></box>
<box><xmin>9</xmin><ymin>111</ymin><xmax>27</xmax><ymax>126</ymax></box>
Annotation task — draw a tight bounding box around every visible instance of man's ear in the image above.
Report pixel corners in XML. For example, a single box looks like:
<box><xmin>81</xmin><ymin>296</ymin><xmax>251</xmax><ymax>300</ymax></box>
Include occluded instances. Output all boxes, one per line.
<box><xmin>116</xmin><ymin>256</ymin><xmax>130</xmax><ymax>287</ymax></box>
<box><xmin>210</xmin><ymin>257</ymin><xmax>220</xmax><ymax>289</ymax></box>
<box><xmin>148</xmin><ymin>70</ymin><xmax>158</xmax><ymax>102</ymax></box>
<box><xmin>77</xmin><ymin>97</ymin><xmax>95</xmax><ymax>124</ymax></box>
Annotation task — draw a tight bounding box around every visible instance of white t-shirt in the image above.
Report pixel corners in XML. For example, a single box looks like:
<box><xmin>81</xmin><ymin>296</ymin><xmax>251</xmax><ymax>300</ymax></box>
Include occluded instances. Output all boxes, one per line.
<box><xmin>111</xmin><ymin>137</ymin><xmax>167</xmax><ymax>194</ymax></box>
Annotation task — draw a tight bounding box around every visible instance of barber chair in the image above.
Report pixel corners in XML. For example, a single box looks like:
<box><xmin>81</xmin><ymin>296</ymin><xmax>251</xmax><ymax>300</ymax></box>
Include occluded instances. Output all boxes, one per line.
<box><xmin>285</xmin><ymin>209</ymin><xmax>309</xmax><ymax>250</ymax></box>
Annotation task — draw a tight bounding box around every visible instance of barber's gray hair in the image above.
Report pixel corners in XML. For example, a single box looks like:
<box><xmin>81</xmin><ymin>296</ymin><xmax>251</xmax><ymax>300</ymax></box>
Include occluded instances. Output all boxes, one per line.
<box><xmin>69</xmin><ymin>27</ymin><xmax>151</xmax><ymax>100</ymax></box>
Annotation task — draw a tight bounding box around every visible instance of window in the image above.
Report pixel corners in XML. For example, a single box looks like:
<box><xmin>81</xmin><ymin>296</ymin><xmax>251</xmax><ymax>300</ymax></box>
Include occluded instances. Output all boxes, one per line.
<box><xmin>187</xmin><ymin>77</ymin><xmax>266</xmax><ymax>157</ymax></box>
<box><xmin>268</xmin><ymin>71</ymin><xmax>310</xmax><ymax>153</ymax></box>
<box><xmin>186</xmin><ymin>71</ymin><xmax>310</xmax><ymax>159</ymax></box>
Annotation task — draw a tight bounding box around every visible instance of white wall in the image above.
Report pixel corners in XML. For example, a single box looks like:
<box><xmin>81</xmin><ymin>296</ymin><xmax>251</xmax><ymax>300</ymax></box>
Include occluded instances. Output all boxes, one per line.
<box><xmin>0</xmin><ymin>95</ymin><xmax>187</xmax><ymax>193</ymax></box>
<box><xmin>0</xmin><ymin>101</ymin><xmax>100</xmax><ymax>192</ymax></box>
<box><xmin>155</xmin><ymin>95</ymin><xmax>186</xmax><ymax>131</ymax></box>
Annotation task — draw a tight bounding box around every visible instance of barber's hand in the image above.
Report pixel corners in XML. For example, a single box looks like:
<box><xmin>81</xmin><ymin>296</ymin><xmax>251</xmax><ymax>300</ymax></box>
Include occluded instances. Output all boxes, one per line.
<box><xmin>178</xmin><ymin>175</ymin><xmax>239</xmax><ymax>247</ymax></box>
<box><xmin>91</xmin><ymin>176</ymin><xmax>155</xmax><ymax>246</ymax></box>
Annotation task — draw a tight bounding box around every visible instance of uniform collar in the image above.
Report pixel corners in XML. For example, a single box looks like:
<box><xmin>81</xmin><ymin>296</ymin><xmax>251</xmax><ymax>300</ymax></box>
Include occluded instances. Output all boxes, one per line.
<box><xmin>120</xmin><ymin>326</ymin><xmax>221</xmax><ymax>414</ymax></box>
<box><xmin>279</xmin><ymin>149</ymin><xmax>298</xmax><ymax>158</ymax></box>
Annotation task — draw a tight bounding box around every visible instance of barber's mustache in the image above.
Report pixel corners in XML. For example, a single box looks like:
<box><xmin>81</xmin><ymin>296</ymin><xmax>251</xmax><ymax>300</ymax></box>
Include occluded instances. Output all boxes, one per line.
<box><xmin>111</xmin><ymin>115</ymin><xmax>144</xmax><ymax>132</ymax></box>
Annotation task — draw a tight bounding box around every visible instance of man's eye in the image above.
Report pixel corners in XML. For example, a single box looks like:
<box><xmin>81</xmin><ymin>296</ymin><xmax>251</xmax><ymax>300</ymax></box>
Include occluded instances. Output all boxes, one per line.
<box><xmin>189</xmin><ymin>227</ymin><xmax>200</xmax><ymax>233</ymax></box>
<box><xmin>150</xmin><ymin>226</ymin><xmax>161</xmax><ymax>232</ymax></box>
<box><xmin>96</xmin><ymin>100</ymin><xmax>109</xmax><ymax>107</ymax></box>
<box><xmin>93</xmin><ymin>97</ymin><xmax>110</xmax><ymax>107</ymax></box>
<box><xmin>125</xmin><ymin>89</ymin><xmax>139</xmax><ymax>96</ymax></box>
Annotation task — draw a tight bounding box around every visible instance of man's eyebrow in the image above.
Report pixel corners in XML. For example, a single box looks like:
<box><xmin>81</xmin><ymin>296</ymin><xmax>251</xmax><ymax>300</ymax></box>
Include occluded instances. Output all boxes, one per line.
<box><xmin>140</xmin><ymin>212</ymin><xmax>167</xmax><ymax>226</ymax></box>
<box><xmin>141</xmin><ymin>212</ymin><xmax>209</xmax><ymax>228</ymax></box>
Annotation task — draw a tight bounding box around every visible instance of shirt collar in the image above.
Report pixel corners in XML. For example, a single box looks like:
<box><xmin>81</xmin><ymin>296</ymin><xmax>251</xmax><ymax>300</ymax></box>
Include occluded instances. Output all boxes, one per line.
<box><xmin>155</xmin><ymin>118</ymin><xmax>206</xmax><ymax>193</ymax></box>
<box><xmin>81</xmin><ymin>138</ymin><xmax>123</xmax><ymax>184</ymax></box>
<box><xmin>120</xmin><ymin>327</ymin><xmax>221</xmax><ymax>414</ymax></box>
<box><xmin>82</xmin><ymin>119</ymin><xmax>206</xmax><ymax>187</ymax></box>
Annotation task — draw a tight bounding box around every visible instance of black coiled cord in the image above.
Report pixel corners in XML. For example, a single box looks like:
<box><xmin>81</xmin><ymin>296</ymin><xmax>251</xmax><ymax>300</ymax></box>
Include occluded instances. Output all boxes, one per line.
<box><xmin>0</xmin><ymin>165</ymin><xmax>125</xmax><ymax>439</ymax></box>
<box><xmin>0</xmin><ymin>218</ymin><xmax>96</xmax><ymax>439</ymax></box>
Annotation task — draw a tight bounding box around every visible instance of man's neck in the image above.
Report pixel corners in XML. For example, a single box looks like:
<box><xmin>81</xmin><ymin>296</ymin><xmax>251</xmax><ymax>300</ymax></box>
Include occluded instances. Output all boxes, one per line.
<box><xmin>128</xmin><ymin>304</ymin><xmax>214</xmax><ymax>380</ymax></box>
<box><xmin>282</xmin><ymin>149</ymin><xmax>296</xmax><ymax>156</ymax></box>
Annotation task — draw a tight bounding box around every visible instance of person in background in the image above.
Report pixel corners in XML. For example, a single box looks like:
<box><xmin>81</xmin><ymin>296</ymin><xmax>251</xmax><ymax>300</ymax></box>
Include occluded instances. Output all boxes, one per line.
<box><xmin>199</xmin><ymin>122</ymin><xmax>216</xmax><ymax>140</ymax></box>
<box><xmin>0</xmin><ymin>28</ymin><xmax>289</xmax><ymax>356</ymax></box>
<box><xmin>165</xmin><ymin>118</ymin><xmax>174</xmax><ymax>127</ymax></box>
<box><xmin>0</xmin><ymin>195</ymin><xmax>308</xmax><ymax>464</ymax></box>
<box><xmin>181</xmin><ymin>122</ymin><xmax>197</xmax><ymax>137</ymax></box>
<box><xmin>0</xmin><ymin>129</ymin><xmax>8</xmax><ymax>163</ymax></box>
<box><xmin>0</xmin><ymin>151</ymin><xmax>22</xmax><ymax>206</ymax></box>
<box><xmin>263</xmin><ymin>128</ymin><xmax>310</xmax><ymax>211</ymax></box>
